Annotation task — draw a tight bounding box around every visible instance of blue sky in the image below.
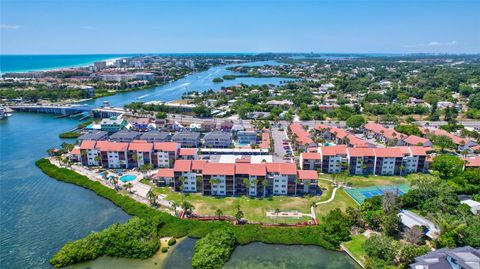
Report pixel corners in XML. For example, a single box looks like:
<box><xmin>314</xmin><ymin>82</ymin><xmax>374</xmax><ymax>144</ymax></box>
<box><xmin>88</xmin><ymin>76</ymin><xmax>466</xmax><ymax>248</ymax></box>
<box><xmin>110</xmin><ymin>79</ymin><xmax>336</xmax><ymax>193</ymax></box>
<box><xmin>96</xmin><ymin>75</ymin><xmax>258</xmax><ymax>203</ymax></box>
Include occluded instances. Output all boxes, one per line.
<box><xmin>1</xmin><ymin>0</ymin><xmax>479</xmax><ymax>54</ymax></box>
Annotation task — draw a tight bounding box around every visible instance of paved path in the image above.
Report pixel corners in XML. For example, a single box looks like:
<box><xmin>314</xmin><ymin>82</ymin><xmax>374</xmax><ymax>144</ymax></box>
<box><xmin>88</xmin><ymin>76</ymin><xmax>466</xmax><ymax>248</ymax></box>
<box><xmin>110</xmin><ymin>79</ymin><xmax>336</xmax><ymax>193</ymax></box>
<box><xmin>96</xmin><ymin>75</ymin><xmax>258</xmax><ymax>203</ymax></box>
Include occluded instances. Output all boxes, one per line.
<box><xmin>316</xmin><ymin>186</ymin><xmax>340</xmax><ymax>205</ymax></box>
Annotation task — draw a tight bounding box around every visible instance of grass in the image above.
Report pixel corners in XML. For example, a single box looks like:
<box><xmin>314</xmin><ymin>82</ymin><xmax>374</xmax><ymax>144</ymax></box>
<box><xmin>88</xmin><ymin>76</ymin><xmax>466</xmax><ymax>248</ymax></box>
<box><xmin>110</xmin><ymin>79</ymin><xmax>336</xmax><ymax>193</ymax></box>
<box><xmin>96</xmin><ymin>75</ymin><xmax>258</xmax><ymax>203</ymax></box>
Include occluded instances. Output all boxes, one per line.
<box><xmin>152</xmin><ymin>185</ymin><xmax>317</xmax><ymax>224</ymax></box>
<box><xmin>316</xmin><ymin>188</ymin><xmax>357</xmax><ymax>219</ymax></box>
<box><xmin>342</xmin><ymin>234</ymin><xmax>367</xmax><ymax>265</ymax></box>
<box><xmin>319</xmin><ymin>174</ymin><xmax>409</xmax><ymax>188</ymax></box>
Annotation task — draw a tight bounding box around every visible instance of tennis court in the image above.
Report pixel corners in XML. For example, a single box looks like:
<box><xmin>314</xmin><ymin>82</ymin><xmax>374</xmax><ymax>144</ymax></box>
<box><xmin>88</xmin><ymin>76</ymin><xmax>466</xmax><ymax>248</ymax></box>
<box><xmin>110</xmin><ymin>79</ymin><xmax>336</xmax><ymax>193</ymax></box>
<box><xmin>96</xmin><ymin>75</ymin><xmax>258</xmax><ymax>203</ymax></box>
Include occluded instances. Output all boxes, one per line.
<box><xmin>345</xmin><ymin>184</ymin><xmax>410</xmax><ymax>204</ymax></box>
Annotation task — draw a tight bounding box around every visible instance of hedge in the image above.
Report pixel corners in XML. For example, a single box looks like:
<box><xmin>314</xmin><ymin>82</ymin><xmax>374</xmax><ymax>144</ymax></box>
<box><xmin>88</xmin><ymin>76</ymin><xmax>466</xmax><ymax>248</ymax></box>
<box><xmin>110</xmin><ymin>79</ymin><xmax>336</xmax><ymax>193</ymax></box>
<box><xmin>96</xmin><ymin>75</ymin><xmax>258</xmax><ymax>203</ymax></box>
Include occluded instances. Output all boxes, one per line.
<box><xmin>36</xmin><ymin>158</ymin><xmax>336</xmax><ymax>267</ymax></box>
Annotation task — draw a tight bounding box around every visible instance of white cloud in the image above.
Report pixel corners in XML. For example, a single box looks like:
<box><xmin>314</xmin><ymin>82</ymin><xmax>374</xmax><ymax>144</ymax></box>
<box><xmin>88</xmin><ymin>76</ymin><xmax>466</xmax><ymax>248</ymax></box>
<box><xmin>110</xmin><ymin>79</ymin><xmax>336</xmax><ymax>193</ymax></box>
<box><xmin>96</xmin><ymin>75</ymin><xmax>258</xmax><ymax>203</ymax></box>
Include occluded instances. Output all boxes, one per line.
<box><xmin>405</xmin><ymin>40</ymin><xmax>458</xmax><ymax>48</ymax></box>
<box><xmin>0</xmin><ymin>24</ymin><xmax>21</xmax><ymax>29</ymax></box>
<box><xmin>80</xmin><ymin>26</ymin><xmax>96</xmax><ymax>30</ymax></box>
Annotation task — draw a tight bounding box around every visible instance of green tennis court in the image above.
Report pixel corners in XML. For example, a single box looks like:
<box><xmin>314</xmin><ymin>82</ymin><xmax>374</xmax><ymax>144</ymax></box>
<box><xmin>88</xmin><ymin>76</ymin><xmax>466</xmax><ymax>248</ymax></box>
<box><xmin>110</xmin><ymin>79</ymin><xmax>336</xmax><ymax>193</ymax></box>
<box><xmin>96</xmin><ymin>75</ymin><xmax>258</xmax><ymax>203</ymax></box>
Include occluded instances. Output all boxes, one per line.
<box><xmin>345</xmin><ymin>184</ymin><xmax>410</xmax><ymax>204</ymax></box>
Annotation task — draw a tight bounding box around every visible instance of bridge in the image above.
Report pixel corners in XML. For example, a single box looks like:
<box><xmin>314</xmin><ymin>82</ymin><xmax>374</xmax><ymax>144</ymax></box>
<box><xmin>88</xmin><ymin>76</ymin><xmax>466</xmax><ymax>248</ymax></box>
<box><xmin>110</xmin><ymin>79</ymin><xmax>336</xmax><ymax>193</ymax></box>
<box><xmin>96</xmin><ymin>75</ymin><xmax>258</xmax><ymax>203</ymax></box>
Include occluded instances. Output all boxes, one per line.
<box><xmin>9</xmin><ymin>104</ymin><xmax>125</xmax><ymax>118</ymax></box>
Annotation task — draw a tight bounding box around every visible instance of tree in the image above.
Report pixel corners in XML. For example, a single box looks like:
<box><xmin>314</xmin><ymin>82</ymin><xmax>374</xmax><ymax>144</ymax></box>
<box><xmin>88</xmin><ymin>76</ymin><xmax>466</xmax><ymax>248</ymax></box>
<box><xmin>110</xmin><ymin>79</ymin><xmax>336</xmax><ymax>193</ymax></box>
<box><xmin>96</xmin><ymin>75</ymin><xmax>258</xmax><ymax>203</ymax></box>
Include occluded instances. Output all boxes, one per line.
<box><xmin>171</xmin><ymin>202</ymin><xmax>179</xmax><ymax>215</ymax></box>
<box><xmin>403</xmin><ymin>225</ymin><xmax>424</xmax><ymax>245</ymax></box>
<box><xmin>364</xmin><ymin>235</ymin><xmax>396</xmax><ymax>263</ymax></box>
<box><xmin>124</xmin><ymin>182</ymin><xmax>133</xmax><ymax>193</ymax></box>
<box><xmin>346</xmin><ymin>115</ymin><xmax>366</xmax><ymax>130</ymax></box>
<box><xmin>431</xmin><ymin>135</ymin><xmax>456</xmax><ymax>152</ymax></box>
<box><xmin>215</xmin><ymin>209</ymin><xmax>223</xmax><ymax>220</ymax></box>
<box><xmin>381</xmin><ymin>191</ymin><xmax>398</xmax><ymax>213</ymax></box>
<box><xmin>156</xmin><ymin>111</ymin><xmax>167</xmax><ymax>119</ymax></box>
<box><xmin>431</xmin><ymin>154</ymin><xmax>464</xmax><ymax>179</ymax></box>
<box><xmin>382</xmin><ymin>212</ymin><xmax>400</xmax><ymax>237</ymax></box>
<box><xmin>181</xmin><ymin>201</ymin><xmax>195</xmax><ymax>217</ymax></box>
<box><xmin>262</xmin><ymin>179</ymin><xmax>269</xmax><ymax>197</ymax></box>
<box><xmin>146</xmin><ymin>190</ymin><xmax>157</xmax><ymax>206</ymax></box>
<box><xmin>235</xmin><ymin>208</ymin><xmax>244</xmax><ymax>223</ymax></box>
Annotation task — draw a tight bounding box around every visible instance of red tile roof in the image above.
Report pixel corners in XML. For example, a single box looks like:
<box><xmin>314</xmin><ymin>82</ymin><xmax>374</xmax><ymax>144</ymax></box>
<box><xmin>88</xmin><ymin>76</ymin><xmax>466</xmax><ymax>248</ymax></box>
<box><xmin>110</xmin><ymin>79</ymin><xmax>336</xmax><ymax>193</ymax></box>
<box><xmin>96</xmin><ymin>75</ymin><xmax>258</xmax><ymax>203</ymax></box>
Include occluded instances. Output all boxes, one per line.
<box><xmin>154</xmin><ymin>142</ymin><xmax>179</xmax><ymax>152</ymax></box>
<box><xmin>319</xmin><ymin>145</ymin><xmax>348</xmax><ymax>156</ymax></box>
<box><xmin>373</xmin><ymin>148</ymin><xmax>404</xmax><ymax>158</ymax></box>
<box><xmin>156</xmin><ymin>168</ymin><xmax>174</xmax><ymax>178</ymax></box>
<box><xmin>297</xmin><ymin>170</ymin><xmax>318</xmax><ymax>180</ymax></box>
<box><xmin>202</xmin><ymin>163</ymin><xmax>235</xmax><ymax>176</ymax></box>
<box><xmin>173</xmin><ymin>160</ymin><xmax>192</xmax><ymax>172</ymax></box>
<box><xmin>80</xmin><ymin>140</ymin><xmax>96</xmax><ymax>150</ymax></box>
<box><xmin>403</xmin><ymin>135</ymin><xmax>430</xmax><ymax>146</ymax></box>
<box><xmin>347</xmin><ymin>147</ymin><xmax>375</xmax><ymax>157</ymax></box>
<box><xmin>235</xmin><ymin>163</ymin><xmax>267</xmax><ymax>176</ymax></box>
<box><xmin>314</xmin><ymin>124</ymin><xmax>330</xmax><ymax>131</ymax></box>
<box><xmin>191</xmin><ymin>160</ymin><xmax>206</xmax><ymax>171</ymax></box>
<box><xmin>301</xmin><ymin>152</ymin><xmax>322</xmax><ymax>160</ymax></box>
<box><xmin>128</xmin><ymin>142</ymin><xmax>153</xmax><ymax>152</ymax></box>
<box><xmin>464</xmin><ymin>156</ymin><xmax>480</xmax><ymax>167</ymax></box>
<box><xmin>95</xmin><ymin>141</ymin><xmax>129</xmax><ymax>152</ymax></box>
<box><xmin>179</xmin><ymin>148</ymin><xmax>197</xmax><ymax>156</ymax></box>
<box><xmin>407</xmin><ymin>146</ymin><xmax>429</xmax><ymax>156</ymax></box>
<box><xmin>364</xmin><ymin>122</ymin><xmax>403</xmax><ymax>140</ymax></box>
<box><xmin>420</xmin><ymin>127</ymin><xmax>471</xmax><ymax>145</ymax></box>
<box><xmin>289</xmin><ymin>123</ymin><xmax>314</xmax><ymax>145</ymax></box>
<box><xmin>70</xmin><ymin>147</ymin><xmax>81</xmax><ymax>155</ymax></box>
<box><xmin>266</xmin><ymin>162</ymin><xmax>297</xmax><ymax>175</ymax></box>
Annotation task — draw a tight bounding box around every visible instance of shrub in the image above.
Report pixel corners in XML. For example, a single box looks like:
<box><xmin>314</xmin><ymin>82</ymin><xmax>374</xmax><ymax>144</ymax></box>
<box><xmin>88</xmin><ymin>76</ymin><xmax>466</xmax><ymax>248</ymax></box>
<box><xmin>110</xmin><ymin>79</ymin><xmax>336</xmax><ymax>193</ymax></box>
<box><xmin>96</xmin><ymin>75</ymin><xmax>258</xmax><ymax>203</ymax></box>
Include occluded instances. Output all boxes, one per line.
<box><xmin>192</xmin><ymin>228</ymin><xmax>237</xmax><ymax>269</ymax></box>
<box><xmin>161</xmin><ymin>247</ymin><xmax>168</xmax><ymax>253</ymax></box>
<box><xmin>167</xmin><ymin>237</ymin><xmax>176</xmax><ymax>246</ymax></box>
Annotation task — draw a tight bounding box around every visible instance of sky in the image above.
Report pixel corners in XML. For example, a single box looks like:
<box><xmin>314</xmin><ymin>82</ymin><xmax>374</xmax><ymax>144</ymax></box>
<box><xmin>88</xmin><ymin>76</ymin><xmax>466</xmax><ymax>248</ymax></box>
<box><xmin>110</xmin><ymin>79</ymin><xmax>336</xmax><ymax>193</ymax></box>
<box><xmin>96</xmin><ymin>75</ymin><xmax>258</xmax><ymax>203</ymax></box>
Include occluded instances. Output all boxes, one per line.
<box><xmin>1</xmin><ymin>0</ymin><xmax>479</xmax><ymax>54</ymax></box>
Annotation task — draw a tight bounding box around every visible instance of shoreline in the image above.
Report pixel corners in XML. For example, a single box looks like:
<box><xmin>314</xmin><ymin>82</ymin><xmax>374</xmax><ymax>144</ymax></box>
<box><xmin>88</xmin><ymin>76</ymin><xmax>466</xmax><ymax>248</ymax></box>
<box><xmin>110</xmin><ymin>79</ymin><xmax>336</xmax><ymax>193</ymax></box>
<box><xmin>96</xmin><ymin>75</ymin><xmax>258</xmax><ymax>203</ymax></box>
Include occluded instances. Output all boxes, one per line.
<box><xmin>35</xmin><ymin>158</ymin><xmax>342</xmax><ymax>268</ymax></box>
<box><xmin>0</xmin><ymin>55</ymin><xmax>131</xmax><ymax>74</ymax></box>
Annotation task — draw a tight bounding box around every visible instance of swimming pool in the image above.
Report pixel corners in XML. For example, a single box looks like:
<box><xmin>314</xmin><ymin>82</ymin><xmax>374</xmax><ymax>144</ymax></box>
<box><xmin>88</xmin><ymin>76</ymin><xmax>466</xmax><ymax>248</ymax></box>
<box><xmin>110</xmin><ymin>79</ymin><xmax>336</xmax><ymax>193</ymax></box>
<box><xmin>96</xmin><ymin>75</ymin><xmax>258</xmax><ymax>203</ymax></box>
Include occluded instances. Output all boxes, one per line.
<box><xmin>120</xmin><ymin>175</ymin><xmax>136</xmax><ymax>182</ymax></box>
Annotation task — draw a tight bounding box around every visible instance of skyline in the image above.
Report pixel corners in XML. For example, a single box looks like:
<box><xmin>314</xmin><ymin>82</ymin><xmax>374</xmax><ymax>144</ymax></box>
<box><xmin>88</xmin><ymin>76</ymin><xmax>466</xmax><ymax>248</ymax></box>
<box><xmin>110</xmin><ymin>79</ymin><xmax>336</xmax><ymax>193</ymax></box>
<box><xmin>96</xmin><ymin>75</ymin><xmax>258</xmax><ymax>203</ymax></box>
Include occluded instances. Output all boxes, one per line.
<box><xmin>1</xmin><ymin>0</ymin><xmax>480</xmax><ymax>54</ymax></box>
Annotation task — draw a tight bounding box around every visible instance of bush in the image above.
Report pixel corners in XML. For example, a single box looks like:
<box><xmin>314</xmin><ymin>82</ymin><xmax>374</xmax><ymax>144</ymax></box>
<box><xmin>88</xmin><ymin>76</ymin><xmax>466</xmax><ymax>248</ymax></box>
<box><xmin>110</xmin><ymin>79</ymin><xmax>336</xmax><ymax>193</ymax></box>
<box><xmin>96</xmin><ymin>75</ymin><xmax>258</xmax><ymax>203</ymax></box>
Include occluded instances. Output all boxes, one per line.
<box><xmin>167</xmin><ymin>237</ymin><xmax>176</xmax><ymax>246</ymax></box>
<box><xmin>161</xmin><ymin>247</ymin><xmax>168</xmax><ymax>253</ymax></box>
<box><xmin>58</xmin><ymin>131</ymin><xmax>80</xmax><ymax>139</ymax></box>
<box><xmin>192</xmin><ymin>228</ymin><xmax>237</xmax><ymax>269</ymax></box>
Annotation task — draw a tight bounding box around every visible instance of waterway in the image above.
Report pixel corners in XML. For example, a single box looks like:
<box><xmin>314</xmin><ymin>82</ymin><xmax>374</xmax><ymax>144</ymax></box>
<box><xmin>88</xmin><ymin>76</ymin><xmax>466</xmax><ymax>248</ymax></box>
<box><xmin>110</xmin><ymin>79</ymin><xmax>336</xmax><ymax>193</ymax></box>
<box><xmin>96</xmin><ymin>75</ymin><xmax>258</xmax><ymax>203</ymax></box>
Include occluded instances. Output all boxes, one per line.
<box><xmin>0</xmin><ymin>57</ymin><xmax>355</xmax><ymax>269</ymax></box>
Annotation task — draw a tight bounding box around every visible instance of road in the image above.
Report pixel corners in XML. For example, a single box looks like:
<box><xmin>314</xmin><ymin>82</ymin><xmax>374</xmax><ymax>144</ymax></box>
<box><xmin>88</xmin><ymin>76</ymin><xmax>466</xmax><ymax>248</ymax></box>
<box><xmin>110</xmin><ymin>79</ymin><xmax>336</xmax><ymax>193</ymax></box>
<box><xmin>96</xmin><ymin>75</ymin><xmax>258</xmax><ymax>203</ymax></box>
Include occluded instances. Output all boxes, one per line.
<box><xmin>271</xmin><ymin>127</ymin><xmax>293</xmax><ymax>162</ymax></box>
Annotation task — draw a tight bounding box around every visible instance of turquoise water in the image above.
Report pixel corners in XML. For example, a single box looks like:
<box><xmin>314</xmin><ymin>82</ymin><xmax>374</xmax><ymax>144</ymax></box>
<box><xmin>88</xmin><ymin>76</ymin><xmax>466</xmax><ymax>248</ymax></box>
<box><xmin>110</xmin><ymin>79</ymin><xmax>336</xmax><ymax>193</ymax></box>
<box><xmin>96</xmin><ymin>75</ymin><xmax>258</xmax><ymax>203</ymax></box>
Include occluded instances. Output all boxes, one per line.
<box><xmin>120</xmin><ymin>175</ymin><xmax>136</xmax><ymax>182</ymax></box>
<box><xmin>0</xmin><ymin>54</ymin><xmax>135</xmax><ymax>73</ymax></box>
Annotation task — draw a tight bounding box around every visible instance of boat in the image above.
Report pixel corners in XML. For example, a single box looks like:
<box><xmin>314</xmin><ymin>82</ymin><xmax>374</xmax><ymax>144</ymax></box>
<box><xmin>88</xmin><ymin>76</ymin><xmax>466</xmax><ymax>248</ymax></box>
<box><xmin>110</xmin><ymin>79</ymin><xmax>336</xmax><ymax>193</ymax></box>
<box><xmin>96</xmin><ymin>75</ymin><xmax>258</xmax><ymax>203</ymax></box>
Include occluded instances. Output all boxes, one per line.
<box><xmin>0</xmin><ymin>106</ymin><xmax>13</xmax><ymax>119</ymax></box>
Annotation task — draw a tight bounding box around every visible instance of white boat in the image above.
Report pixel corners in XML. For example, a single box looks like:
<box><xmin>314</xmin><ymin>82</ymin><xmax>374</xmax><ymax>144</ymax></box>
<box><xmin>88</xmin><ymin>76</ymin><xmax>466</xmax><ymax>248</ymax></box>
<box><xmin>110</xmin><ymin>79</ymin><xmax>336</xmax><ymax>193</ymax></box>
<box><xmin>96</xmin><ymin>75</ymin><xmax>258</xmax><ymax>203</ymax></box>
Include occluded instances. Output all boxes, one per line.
<box><xmin>0</xmin><ymin>106</ymin><xmax>12</xmax><ymax>119</ymax></box>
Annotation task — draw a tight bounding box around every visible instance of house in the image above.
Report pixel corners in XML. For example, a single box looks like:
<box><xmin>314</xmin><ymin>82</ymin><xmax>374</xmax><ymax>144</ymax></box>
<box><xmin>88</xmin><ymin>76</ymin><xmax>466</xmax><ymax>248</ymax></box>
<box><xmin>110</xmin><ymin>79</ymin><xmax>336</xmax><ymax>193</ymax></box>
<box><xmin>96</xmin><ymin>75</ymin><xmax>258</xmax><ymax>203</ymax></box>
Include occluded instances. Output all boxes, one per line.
<box><xmin>289</xmin><ymin>123</ymin><xmax>316</xmax><ymax>151</ymax></box>
<box><xmin>348</xmin><ymin>148</ymin><xmax>376</xmax><ymax>175</ymax></box>
<box><xmin>398</xmin><ymin>210</ymin><xmax>440</xmax><ymax>239</ymax></box>
<box><xmin>100</xmin><ymin>117</ymin><xmax>127</xmax><ymax>133</ymax></box>
<box><xmin>237</xmin><ymin>130</ymin><xmax>258</xmax><ymax>145</ymax></box>
<box><xmin>319</xmin><ymin>145</ymin><xmax>349</xmax><ymax>174</ymax></box>
<box><xmin>410</xmin><ymin>246</ymin><xmax>480</xmax><ymax>269</ymax></box>
<box><xmin>259</xmin><ymin>132</ymin><xmax>270</xmax><ymax>150</ymax></box>
<box><xmin>296</xmin><ymin>170</ymin><xmax>319</xmax><ymax>195</ymax></box>
<box><xmin>127</xmin><ymin>141</ymin><xmax>153</xmax><ymax>168</ymax></box>
<box><xmin>79</xmin><ymin>140</ymin><xmax>100</xmax><ymax>166</ymax></box>
<box><xmin>421</xmin><ymin>127</ymin><xmax>478</xmax><ymax>151</ymax></box>
<box><xmin>363</xmin><ymin>122</ymin><xmax>405</xmax><ymax>145</ymax></box>
<box><xmin>109</xmin><ymin>130</ymin><xmax>141</xmax><ymax>142</ymax></box>
<box><xmin>266</xmin><ymin>162</ymin><xmax>297</xmax><ymax>195</ymax></box>
<box><xmin>95</xmin><ymin>141</ymin><xmax>129</xmax><ymax>168</ymax></box>
<box><xmin>202</xmin><ymin>163</ymin><xmax>236</xmax><ymax>196</ymax></box>
<box><xmin>300</xmin><ymin>152</ymin><xmax>322</xmax><ymax>171</ymax></box>
<box><xmin>173</xmin><ymin>160</ymin><xmax>200</xmax><ymax>192</ymax></box>
<box><xmin>179</xmin><ymin>148</ymin><xmax>198</xmax><ymax>160</ymax></box>
<box><xmin>220</xmin><ymin>120</ymin><xmax>234</xmax><ymax>131</ymax></box>
<box><xmin>132</xmin><ymin>118</ymin><xmax>153</xmax><ymax>132</ymax></box>
<box><xmin>153</xmin><ymin>168</ymin><xmax>174</xmax><ymax>186</ymax></box>
<box><xmin>139</xmin><ymin>131</ymin><xmax>170</xmax><ymax>142</ymax></box>
<box><xmin>69</xmin><ymin>147</ymin><xmax>81</xmax><ymax>162</ymax></box>
<box><xmin>400</xmin><ymin>135</ymin><xmax>432</xmax><ymax>147</ymax></box>
<box><xmin>464</xmin><ymin>156</ymin><xmax>480</xmax><ymax>168</ymax></box>
<box><xmin>153</xmin><ymin>142</ymin><xmax>180</xmax><ymax>168</ymax></box>
<box><xmin>373</xmin><ymin>148</ymin><xmax>404</xmax><ymax>175</ymax></box>
<box><xmin>460</xmin><ymin>199</ymin><xmax>480</xmax><ymax>215</ymax></box>
<box><xmin>204</xmin><ymin>131</ymin><xmax>232</xmax><ymax>148</ymax></box>
<box><xmin>78</xmin><ymin>130</ymin><xmax>109</xmax><ymax>142</ymax></box>
<box><xmin>171</xmin><ymin>131</ymin><xmax>200</xmax><ymax>148</ymax></box>
<box><xmin>234</xmin><ymin>163</ymin><xmax>267</xmax><ymax>196</ymax></box>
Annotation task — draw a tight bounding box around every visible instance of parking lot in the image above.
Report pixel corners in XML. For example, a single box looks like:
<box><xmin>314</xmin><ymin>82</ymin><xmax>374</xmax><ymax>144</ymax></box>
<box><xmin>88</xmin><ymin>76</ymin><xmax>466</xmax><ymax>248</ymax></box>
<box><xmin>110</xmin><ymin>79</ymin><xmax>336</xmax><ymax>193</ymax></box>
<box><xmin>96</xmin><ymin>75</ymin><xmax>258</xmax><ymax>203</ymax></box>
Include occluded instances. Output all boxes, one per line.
<box><xmin>272</xmin><ymin>127</ymin><xmax>293</xmax><ymax>162</ymax></box>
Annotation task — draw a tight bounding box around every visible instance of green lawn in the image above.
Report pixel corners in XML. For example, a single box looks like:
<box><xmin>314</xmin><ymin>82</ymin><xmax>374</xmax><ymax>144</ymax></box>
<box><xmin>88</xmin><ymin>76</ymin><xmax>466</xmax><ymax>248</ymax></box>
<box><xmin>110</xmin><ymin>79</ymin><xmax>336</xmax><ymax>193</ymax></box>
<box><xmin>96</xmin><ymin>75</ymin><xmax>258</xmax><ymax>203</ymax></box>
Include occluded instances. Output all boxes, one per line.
<box><xmin>151</xmin><ymin>185</ymin><xmax>318</xmax><ymax>224</ymax></box>
<box><xmin>319</xmin><ymin>174</ymin><xmax>409</xmax><ymax>188</ymax></box>
<box><xmin>342</xmin><ymin>234</ymin><xmax>367</xmax><ymax>266</ymax></box>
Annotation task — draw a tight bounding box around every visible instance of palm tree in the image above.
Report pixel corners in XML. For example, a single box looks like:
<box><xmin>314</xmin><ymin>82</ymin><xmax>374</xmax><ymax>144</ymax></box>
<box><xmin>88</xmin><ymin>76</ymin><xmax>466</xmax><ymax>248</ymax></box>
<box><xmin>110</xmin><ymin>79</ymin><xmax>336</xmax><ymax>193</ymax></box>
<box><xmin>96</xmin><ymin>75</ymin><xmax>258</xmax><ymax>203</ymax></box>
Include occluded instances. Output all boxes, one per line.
<box><xmin>262</xmin><ymin>179</ymin><xmax>269</xmax><ymax>198</ymax></box>
<box><xmin>215</xmin><ymin>209</ymin><xmax>223</xmax><ymax>220</ymax></box>
<box><xmin>111</xmin><ymin>176</ymin><xmax>119</xmax><ymax>190</ymax></box>
<box><xmin>177</xmin><ymin>176</ymin><xmax>185</xmax><ymax>192</ymax></box>
<box><xmin>243</xmin><ymin>178</ymin><xmax>250</xmax><ymax>195</ymax></box>
<box><xmin>124</xmin><ymin>182</ymin><xmax>133</xmax><ymax>193</ymax></box>
<box><xmin>209</xmin><ymin>178</ymin><xmax>220</xmax><ymax>195</ymax></box>
<box><xmin>274</xmin><ymin>208</ymin><xmax>280</xmax><ymax>223</ymax></box>
<box><xmin>171</xmin><ymin>202</ymin><xmax>179</xmax><ymax>215</ymax></box>
<box><xmin>147</xmin><ymin>190</ymin><xmax>157</xmax><ymax>206</ymax></box>
<box><xmin>181</xmin><ymin>201</ymin><xmax>195</xmax><ymax>217</ymax></box>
